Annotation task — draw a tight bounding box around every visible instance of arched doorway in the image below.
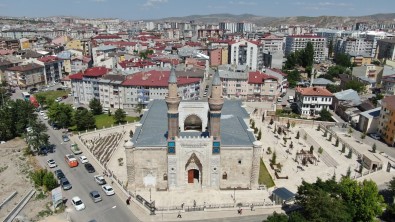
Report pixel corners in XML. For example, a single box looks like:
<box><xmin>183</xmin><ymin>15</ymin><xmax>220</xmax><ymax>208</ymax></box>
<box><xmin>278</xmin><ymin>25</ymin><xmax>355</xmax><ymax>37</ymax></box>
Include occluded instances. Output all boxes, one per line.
<box><xmin>185</xmin><ymin>153</ymin><xmax>202</xmax><ymax>186</ymax></box>
<box><xmin>184</xmin><ymin>115</ymin><xmax>202</xmax><ymax>131</ymax></box>
<box><xmin>188</xmin><ymin>169</ymin><xmax>199</xmax><ymax>183</ymax></box>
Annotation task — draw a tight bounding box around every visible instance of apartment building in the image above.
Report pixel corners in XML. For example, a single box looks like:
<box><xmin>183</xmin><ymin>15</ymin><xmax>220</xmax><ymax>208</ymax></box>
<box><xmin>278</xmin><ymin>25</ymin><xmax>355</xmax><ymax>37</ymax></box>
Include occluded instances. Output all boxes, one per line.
<box><xmin>381</xmin><ymin>74</ymin><xmax>395</xmax><ymax>95</ymax></box>
<box><xmin>229</xmin><ymin>39</ymin><xmax>263</xmax><ymax>71</ymax></box>
<box><xmin>260</xmin><ymin>34</ymin><xmax>284</xmax><ymax>53</ymax></box>
<box><xmin>37</xmin><ymin>56</ymin><xmax>64</xmax><ymax>84</ymax></box>
<box><xmin>5</xmin><ymin>63</ymin><xmax>45</xmax><ymax>88</ymax></box>
<box><xmin>219</xmin><ymin>69</ymin><xmax>278</xmax><ymax>101</ymax></box>
<box><xmin>376</xmin><ymin>38</ymin><xmax>395</xmax><ymax>61</ymax></box>
<box><xmin>98</xmin><ymin>75</ymin><xmax>125</xmax><ymax>109</ymax></box>
<box><xmin>335</xmin><ymin>38</ymin><xmax>373</xmax><ymax>57</ymax></box>
<box><xmin>121</xmin><ymin>69</ymin><xmax>201</xmax><ymax>109</ymax></box>
<box><xmin>295</xmin><ymin>87</ymin><xmax>333</xmax><ymax>116</ymax></box>
<box><xmin>285</xmin><ymin>35</ymin><xmax>327</xmax><ymax>62</ymax></box>
<box><xmin>69</xmin><ymin>67</ymin><xmax>111</xmax><ymax>105</ymax></box>
<box><xmin>0</xmin><ymin>38</ymin><xmax>20</xmax><ymax>51</ymax></box>
<box><xmin>377</xmin><ymin>96</ymin><xmax>395</xmax><ymax>146</ymax></box>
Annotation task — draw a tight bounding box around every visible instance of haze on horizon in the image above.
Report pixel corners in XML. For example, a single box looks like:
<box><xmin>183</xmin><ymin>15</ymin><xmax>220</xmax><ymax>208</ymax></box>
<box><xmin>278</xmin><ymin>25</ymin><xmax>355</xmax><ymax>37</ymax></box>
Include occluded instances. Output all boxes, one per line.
<box><xmin>0</xmin><ymin>0</ymin><xmax>393</xmax><ymax>20</ymax></box>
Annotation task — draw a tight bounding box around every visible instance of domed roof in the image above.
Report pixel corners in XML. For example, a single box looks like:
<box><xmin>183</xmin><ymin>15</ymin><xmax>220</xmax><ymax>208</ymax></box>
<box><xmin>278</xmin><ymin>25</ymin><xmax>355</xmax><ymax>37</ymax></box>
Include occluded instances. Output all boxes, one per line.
<box><xmin>124</xmin><ymin>140</ymin><xmax>134</xmax><ymax>149</ymax></box>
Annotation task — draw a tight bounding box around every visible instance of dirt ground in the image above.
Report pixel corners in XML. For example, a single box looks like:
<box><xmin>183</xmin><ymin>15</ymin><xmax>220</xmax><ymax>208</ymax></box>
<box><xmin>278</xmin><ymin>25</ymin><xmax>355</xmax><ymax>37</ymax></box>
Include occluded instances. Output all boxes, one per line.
<box><xmin>0</xmin><ymin>138</ymin><xmax>54</xmax><ymax>222</ymax></box>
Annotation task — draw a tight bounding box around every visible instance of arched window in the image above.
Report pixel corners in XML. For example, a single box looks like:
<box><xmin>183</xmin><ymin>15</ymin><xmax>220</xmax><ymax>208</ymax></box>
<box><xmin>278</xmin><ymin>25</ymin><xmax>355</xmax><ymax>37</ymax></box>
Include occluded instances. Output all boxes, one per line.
<box><xmin>222</xmin><ymin>172</ymin><xmax>227</xmax><ymax>180</ymax></box>
<box><xmin>163</xmin><ymin>173</ymin><xmax>168</xmax><ymax>181</ymax></box>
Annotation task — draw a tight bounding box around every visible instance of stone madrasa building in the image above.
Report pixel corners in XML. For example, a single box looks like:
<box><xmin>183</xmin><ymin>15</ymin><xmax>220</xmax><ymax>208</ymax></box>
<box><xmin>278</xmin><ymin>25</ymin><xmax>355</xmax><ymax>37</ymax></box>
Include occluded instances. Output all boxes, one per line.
<box><xmin>124</xmin><ymin>67</ymin><xmax>262</xmax><ymax>191</ymax></box>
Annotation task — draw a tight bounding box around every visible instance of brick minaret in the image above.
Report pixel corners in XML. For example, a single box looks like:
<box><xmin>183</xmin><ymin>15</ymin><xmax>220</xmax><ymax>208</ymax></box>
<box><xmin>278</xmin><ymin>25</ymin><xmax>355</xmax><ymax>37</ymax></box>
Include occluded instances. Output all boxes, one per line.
<box><xmin>165</xmin><ymin>66</ymin><xmax>180</xmax><ymax>140</ymax></box>
<box><xmin>208</xmin><ymin>69</ymin><xmax>224</xmax><ymax>139</ymax></box>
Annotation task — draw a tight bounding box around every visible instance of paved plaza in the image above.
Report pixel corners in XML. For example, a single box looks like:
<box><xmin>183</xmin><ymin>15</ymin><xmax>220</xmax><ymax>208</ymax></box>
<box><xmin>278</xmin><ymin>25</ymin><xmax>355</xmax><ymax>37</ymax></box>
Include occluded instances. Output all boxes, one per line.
<box><xmin>69</xmin><ymin>112</ymin><xmax>395</xmax><ymax>221</ymax></box>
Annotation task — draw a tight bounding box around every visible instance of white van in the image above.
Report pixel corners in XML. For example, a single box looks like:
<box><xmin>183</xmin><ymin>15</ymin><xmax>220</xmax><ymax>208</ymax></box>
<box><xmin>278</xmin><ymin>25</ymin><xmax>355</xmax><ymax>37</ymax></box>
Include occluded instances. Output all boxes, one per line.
<box><xmin>102</xmin><ymin>108</ymin><xmax>110</xmax><ymax>113</ymax></box>
<box><xmin>277</xmin><ymin>97</ymin><xmax>283</xmax><ymax>103</ymax></box>
<box><xmin>288</xmin><ymin>96</ymin><xmax>294</xmax><ymax>103</ymax></box>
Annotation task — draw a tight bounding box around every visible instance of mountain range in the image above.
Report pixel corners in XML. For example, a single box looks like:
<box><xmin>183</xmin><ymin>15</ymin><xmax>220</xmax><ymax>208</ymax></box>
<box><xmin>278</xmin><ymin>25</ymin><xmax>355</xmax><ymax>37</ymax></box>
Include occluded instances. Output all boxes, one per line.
<box><xmin>154</xmin><ymin>13</ymin><xmax>395</xmax><ymax>27</ymax></box>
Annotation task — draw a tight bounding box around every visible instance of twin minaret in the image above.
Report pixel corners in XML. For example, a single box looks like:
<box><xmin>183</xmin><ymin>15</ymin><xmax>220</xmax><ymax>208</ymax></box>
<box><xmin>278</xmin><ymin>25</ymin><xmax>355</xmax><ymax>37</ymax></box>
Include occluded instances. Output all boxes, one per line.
<box><xmin>165</xmin><ymin>67</ymin><xmax>224</xmax><ymax>140</ymax></box>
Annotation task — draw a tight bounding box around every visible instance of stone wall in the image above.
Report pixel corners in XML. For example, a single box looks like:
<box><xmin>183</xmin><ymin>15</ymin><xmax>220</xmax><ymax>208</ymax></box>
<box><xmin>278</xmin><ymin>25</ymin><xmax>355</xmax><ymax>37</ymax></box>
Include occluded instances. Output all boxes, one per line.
<box><xmin>220</xmin><ymin>147</ymin><xmax>253</xmax><ymax>189</ymax></box>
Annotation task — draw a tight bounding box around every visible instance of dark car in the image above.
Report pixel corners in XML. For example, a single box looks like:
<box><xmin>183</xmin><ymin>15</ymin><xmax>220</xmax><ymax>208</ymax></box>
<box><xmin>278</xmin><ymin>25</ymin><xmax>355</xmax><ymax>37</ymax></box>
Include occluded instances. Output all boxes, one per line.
<box><xmin>47</xmin><ymin>144</ymin><xmax>55</xmax><ymax>153</ymax></box>
<box><xmin>38</xmin><ymin>146</ymin><xmax>48</xmax><ymax>155</ymax></box>
<box><xmin>29</xmin><ymin>88</ymin><xmax>38</xmax><ymax>93</ymax></box>
<box><xmin>60</xmin><ymin>178</ymin><xmax>72</xmax><ymax>190</ymax></box>
<box><xmin>84</xmin><ymin>163</ymin><xmax>95</xmax><ymax>173</ymax></box>
<box><xmin>52</xmin><ymin>123</ymin><xmax>59</xmax><ymax>130</ymax></box>
<box><xmin>56</xmin><ymin>87</ymin><xmax>64</xmax><ymax>91</ymax></box>
<box><xmin>54</xmin><ymin>169</ymin><xmax>65</xmax><ymax>180</ymax></box>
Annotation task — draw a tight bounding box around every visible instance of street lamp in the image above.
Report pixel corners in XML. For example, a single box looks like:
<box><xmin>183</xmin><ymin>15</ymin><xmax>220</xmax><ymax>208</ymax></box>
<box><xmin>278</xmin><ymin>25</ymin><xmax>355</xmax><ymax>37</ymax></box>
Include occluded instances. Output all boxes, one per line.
<box><xmin>233</xmin><ymin>187</ymin><xmax>236</xmax><ymax>203</ymax></box>
<box><xmin>149</xmin><ymin>188</ymin><xmax>152</xmax><ymax>203</ymax></box>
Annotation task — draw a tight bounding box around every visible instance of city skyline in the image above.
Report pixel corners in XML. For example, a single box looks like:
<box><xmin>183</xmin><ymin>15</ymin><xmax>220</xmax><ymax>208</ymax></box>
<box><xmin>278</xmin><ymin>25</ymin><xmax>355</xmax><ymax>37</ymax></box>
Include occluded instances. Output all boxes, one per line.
<box><xmin>0</xmin><ymin>0</ymin><xmax>394</xmax><ymax>20</ymax></box>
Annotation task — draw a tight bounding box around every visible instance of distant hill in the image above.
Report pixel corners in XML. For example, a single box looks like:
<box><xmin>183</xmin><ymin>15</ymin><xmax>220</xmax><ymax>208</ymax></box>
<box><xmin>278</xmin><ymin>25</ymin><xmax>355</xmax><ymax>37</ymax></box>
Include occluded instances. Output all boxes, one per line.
<box><xmin>154</xmin><ymin>13</ymin><xmax>395</xmax><ymax>27</ymax></box>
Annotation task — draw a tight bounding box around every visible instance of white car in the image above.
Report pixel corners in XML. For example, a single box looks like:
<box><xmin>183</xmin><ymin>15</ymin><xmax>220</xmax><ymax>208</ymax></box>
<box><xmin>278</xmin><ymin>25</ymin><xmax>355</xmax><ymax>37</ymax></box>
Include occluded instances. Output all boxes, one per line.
<box><xmin>102</xmin><ymin>185</ymin><xmax>115</xmax><ymax>196</ymax></box>
<box><xmin>47</xmin><ymin>159</ymin><xmax>57</xmax><ymax>168</ymax></box>
<box><xmin>43</xmin><ymin>115</ymin><xmax>48</xmax><ymax>120</ymax></box>
<box><xmin>79</xmin><ymin>155</ymin><xmax>88</xmax><ymax>164</ymax></box>
<box><xmin>55</xmin><ymin>97</ymin><xmax>62</xmax><ymax>102</ymax></box>
<box><xmin>370</xmin><ymin>133</ymin><xmax>380</xmax><ymax>140</ymax></box>
<box><xmin>71</xmin><ymin>196</ymin><xmax>85</xmax><ymax>211</ymax></box>
<box><xmin>39</xmin><ymin>111</ymin><xmax>45</xmax><ymax>116</ymax></box>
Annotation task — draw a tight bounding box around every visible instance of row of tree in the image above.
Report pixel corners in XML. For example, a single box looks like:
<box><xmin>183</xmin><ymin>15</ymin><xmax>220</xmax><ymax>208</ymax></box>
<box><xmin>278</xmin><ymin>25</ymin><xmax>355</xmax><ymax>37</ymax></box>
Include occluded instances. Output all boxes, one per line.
<box><xmin>264</xmin><ymin>177</ymin><xmax>385</xmax><ymax>222</ymax></box>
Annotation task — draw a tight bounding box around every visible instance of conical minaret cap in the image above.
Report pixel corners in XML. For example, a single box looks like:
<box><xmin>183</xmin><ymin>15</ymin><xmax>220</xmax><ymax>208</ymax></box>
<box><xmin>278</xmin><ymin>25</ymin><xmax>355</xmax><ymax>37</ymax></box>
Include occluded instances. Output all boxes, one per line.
<box><xmin>168</xmin><ymin>66</ymin><xmax>177</xmax><ymax>84</ymax></box>
<box><xmin>212</xmin><ymin>68</ymin><xmax>221</xmax><ymax>86</ymax></box>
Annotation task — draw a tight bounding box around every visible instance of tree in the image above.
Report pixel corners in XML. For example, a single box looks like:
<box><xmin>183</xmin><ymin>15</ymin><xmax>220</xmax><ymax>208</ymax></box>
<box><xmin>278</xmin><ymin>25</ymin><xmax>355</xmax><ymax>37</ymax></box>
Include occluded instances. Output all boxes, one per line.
<box><xmin>289</xmin><ymin>141</ymin><xmax>294</xmax><ymax>149</ymax></box>
<box><xmin>134</xmin><ymin>103</ymin><xmax>144</xmax><ymax>116</ymax></box>
<box><xmin>317</xmin><ymin>109</ymin><xmax>333</xmax><ymax>122</ymax></box>
<box><xmin>328</xmin><ymin>40</ymin><xmax>334</xmax><ymax>58</ymax></box>
<box><xmin>348</xmin><ymin>127</ymin><xmax>353</xmax><ymax>136</ymax></box>
<box><xmin>388</xmin><ymin>177</ymin><xmax>395</xmax><ymax>195</ymax></box>
<box><xmin>89</xmin><ymin>98</ymin><xmax>102</xmax><ymax>115</ymax></box>
<box><xmin>271</xmin><ymin>151</ymin><xmax>277</xmax><ymax>165</ymax></box>
<box><xmin>345</xmin><ymin>80</ymin><xmax>365</xmax><ymax>93</ymax></box>
<box><xmin>262</xmin><ymin>114</ymin><xmax>265</xmax><ymax>122</ymax></box>
<box><xmin>129</xmin><ymin>130</ymin><xmax>134</xmax><ymax>138</ymax></box>
<box><xmin>326</xmin><ymin>84</ymin><xmax>341</xmax><ymax>93</ymax></box>
<box><xmin>347</xmin><ymin>149</ymin><xmax>352</xmax><ymax>159</ymax></box>
<box><xmin>346</xmin><ymin>167</ymin><xmax>351</xmax><ymax>178</ymax></box>
<box><xmin>318</xmin><ymin>147</ymin><xmax>323</xmax><ymax>156</ymax></box>
<box><xmin>341</xmin><ymin>144</ymin><xmax>346</xmax><ymax>153</ymax></box>
<box><xmin>269</xmin><ymin>118</ymin><xmax>274</xmax><ymax>125</ymax></box>
<box><xmin>287</xmin><ymin>120</ymin><xmax>290</xmax><ymax>129</ymax></box>
<box><xmin>361</xmin><ymin>132</ymin><xmax>366</xmax><ymax>140</ymax></box>
<box><xmin>264</xmin><ymin>211</ymin><xmax>288</xmax><ymax>222</ymax></box>
<box><xmin>328</xmin><ymin>133</ymin><xmax>332</xmax><ymax>141</ymax></box>
<box><xmin>371</xmin><ymin>93</ymin><xmax>384</xmax><ymax>106</ymax></box>
<box><xmin>296</xmin><ymin>131</ymin><xmax>300</xmax><ymax>139</ymax></box>
<box><xmin>283</xmin><ymin>137</ymin><xmax>287</xmax><ymax>145</ymax></box>
<box><xmin>303</xmin><ymin>41</ymin><xmax>314</xmax><ymax>67</ymax></box>
<box><xmin>372</xmin><ymin>143</ymin><xmax>377</xmax><ymax>153</ymax></box>
<box><xmin>285</xmin><ymin>69</ymin><xmax>301</xmax><ymax>88</ymax></box>
<box><xmin>303</xmin><ymin>133</ymin><xmax>307</xmax><ymax>141</ymax></box>
<box><xmin>310</xmin><ymin>145</ymin><xmax>314</xmax><ymax>154</ymax></box>
<box><xmin>277</xmin><ymin>127</ymin><xmax>282</xmax><ymax>135</ymax></box>
<box><xmin>251</xmin><ymin>120</ymin><xmax>255</xmax><ymax>128</ymax></box>
<box><xmin>43</xmin><ymin>171</ymin><xmax>58</xmax><ymax>191</ymax></box>
<box><xmin>335</xmin><ymin>138</ymin><xmax>339</xmax><ymax>147</ymax></box>
<box><xmin>47</xmin><ymin>102</ymin><xmax>74</xmax><ymax>128</ymax></box>
<box><xmin>114</xmin><ymin>108</ymin><xmax>126</xmax><ymax>124</ymax></box>
<box><xmin>74</xmin><ymin>108</ymin><xmax>95</xmax><ymax>131</ymax></box>
<box><xmin>316</xmin><ymin>124</ymin><xmax>320</xmax><ymax>131</ymax></box>
<box><xmin>34</xmin><ymin>94</ymin><xmax>46</xmax><ymax>107</ymax></box>
<box><xmin>334</xmin><ymin>53</ymin><xmax>352</xmax><ymax>67</ymax></box>
<box><xmin>257</xmin><ymin>129</ymin><xmax>262</xmax><ymax>140</ymax></box>
<box><xmin>323</xmin><ymin>130</ymin><xmax>328</xmax><ymax>137</ymax></box>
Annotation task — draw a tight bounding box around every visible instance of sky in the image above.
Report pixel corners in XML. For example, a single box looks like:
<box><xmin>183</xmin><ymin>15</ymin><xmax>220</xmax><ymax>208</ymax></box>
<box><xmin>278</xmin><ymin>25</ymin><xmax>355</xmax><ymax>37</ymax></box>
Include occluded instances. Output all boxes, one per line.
<box><xmin>0</xmin><ymin>0</ymin><xmax>394</xmax><ymax>20</ymax></box>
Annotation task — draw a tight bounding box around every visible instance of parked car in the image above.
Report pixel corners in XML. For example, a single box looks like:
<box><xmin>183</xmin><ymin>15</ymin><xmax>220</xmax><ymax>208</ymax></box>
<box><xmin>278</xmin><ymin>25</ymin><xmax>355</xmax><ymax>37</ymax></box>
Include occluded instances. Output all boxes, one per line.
<box><xmin>89</xmin><ymin>191</ymin><xmax>102</xmax><ymax>203</ymax></box>
<box><xmin>71</xmin><ymin>196</ymin><xmax>85</xmax><ymax>211</ymax></box>
<box><xmin>60</xmin><ymin>178</ymin><xmax>72</xmax><ymax>190</ymax></box>
<box><xmin>84</xmin><ymin>163</ymin><xmax>95</xmax><ymax>173</ymax></box>
<box><xmin>370</xmin><ymin>133</ymin><xmax>380</xmax><ymax>140</ymax></box>
<box><xmin>52</xmin><ymin>123</ymin><xmax>59</xmax><ymax>130</ymax></box>
<box><xmin>54</xmin><ymin>169</ymin><xmax>65</xmax><ymax>180</ymax></box>
<box><xmin>43</xmin><ymin>115</ymin><xmax>48</xmax><ymax>120</ymax></box>
<box><xmin>94</xmin><ymin>175</ymin><xmax>106</xmax><ymax>185</ymax></box>
<box><xmin>101</xmin><ymin>185</ymin><xmax>115</xmax><ymax>196</ymax></box>
<box><xmin>38</xmin><ymin>146</ymin><xmax>48</xmax><ymax>156</ymax></box>
<box><xmin>79</xmin><ymin>155</ymin><xmax>88</xmax><ymax>164</ymax></box>
<box><xmin>47</xmin><ymin>144</ymin><xmax>55</xmax><ymax>153</ymax></box>
<box><xmin>47</xmin><ymin>159</ymin><xmax>57</xmax><ymax>168</ymax></box>
<box><xmin>62</xmin><ymin>135</ymin><xmax>70</xmax><ymax>142</ymax></box>
<box><xmin>55</xmin><ymin>97</ymin><xmax>62</xmax><ymax>102</ymax></box>
<box><xmin>39</xmin><ymin>111</ymin><xmax>45</xmax><ymax>116</ymax></box>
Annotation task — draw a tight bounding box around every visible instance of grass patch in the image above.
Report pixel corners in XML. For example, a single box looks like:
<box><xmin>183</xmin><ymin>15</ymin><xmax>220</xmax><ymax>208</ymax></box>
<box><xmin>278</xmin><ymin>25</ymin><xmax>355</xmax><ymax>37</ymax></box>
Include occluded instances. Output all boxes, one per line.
<box><xmin>94</xmin><ymin>114</ymin><xmax>139</xmax><ymax>129</ymax></box>
<box><xmin>258</xmin><ymin>159</ymin><xmax>275</xmax><ymax>188</ymax></box>
<box><xmin>35</xmin><ymin>90</ymin><xmax>70</xmax><ymax>102</ymax></box>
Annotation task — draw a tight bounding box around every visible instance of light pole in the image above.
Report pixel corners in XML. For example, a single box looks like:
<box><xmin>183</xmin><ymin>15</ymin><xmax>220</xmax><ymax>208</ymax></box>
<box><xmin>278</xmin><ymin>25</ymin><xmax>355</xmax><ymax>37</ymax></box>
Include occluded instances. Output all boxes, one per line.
<box><xmin>233</xmin><ymin>187</ymin><xmax>236</xmax><ymax>203</ymax></box>
<box><xmin>149</xmin><ymin>188</ymin><xmax>152</xmax><ymax>203</ymax></box>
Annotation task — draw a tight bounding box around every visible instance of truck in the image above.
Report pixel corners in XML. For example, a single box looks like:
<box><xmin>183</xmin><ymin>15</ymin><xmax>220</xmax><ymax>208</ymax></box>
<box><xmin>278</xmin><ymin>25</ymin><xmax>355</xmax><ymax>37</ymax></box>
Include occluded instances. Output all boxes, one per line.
<box><xmin>70</xmin><ymin>143</ymin><xmax>82</xmax><ymax>155</ymax></box>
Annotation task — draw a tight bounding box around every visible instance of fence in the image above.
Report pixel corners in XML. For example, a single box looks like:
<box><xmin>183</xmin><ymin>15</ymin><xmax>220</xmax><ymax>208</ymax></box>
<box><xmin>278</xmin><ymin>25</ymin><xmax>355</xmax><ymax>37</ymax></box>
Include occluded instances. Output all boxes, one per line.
<box><xmin>275</xmin><ymin>117</ymin><xmax>339</xmax><ymax>127</ymax></box>
<box><xmin>155</xmin><ymin>201</ymin><xmax>275</xmax><ymax>212</ymax></box>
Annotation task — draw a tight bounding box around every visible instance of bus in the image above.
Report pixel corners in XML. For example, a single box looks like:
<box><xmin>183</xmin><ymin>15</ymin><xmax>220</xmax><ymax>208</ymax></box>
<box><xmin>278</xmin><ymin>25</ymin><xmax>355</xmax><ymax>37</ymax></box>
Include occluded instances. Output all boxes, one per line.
<box><xmin>29</xmin><ymin>95</ymin><xmax>40</xmax><ymax>108</ymax></box>
<box><xmin>21</xmin><ymin>92</ymin><xmax>30</xmax><ymax>101</ymax></box>
<box><xmin>65</xmin><ymin>154</ymin><xmax>78</xmax><ymax>168</ymax></box>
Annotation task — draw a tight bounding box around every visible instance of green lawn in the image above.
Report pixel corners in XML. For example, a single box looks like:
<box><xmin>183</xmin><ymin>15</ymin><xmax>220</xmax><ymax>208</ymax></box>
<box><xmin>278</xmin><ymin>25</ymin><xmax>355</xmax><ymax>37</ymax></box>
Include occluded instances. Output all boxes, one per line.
<box><xmin>36</xmin><ymin>90</ymin><xmax>70</xmax><ymax>102</ymax></box>
<box><xmin>258</xmin><ymin>159</ymin><xmax>275</xmax><ymax>188</ymax></box>
<box><xmin>94</xmin><ymin>114</ymin><xmax>140</xmax><ymax>129</ymax></box>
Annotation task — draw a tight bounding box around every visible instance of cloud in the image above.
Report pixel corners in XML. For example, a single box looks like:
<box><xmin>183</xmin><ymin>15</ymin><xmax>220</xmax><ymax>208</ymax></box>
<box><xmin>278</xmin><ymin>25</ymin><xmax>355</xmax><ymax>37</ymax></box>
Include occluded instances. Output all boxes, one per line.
<box><xmin>229</xmin><ymin>1</ymin><xmax>256</xmax><ymax>6</ymax></box>
<box><xmin>143</xmin><ymin>0</ymin><xmax>168</xmax><ymax>7</ymax></box>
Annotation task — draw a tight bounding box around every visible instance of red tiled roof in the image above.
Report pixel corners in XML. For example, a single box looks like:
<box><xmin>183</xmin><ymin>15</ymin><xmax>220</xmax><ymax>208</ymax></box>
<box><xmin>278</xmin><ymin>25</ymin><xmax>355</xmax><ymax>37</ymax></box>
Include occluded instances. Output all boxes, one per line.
<box><xmin>121</xmin><ymin>70</ymin><xmax>200</xmax><ymax>87</ymax></box>
<box><xmin>7</xmin><ymin>63</ymin><xmax>43</xmax><ymax>72</ymax></box>
<box><xmin>296</xmin><ymin>87</ymin><xmax>333</xmax><ymax>97</ymax></box>
<box><xmin>103</xmin><ymin>41</ymin><xmax>138</xmax><ymax>47</ymax></box>
<box><xmin>70</xmin><ymin>66</ymin><xmax>110</xmax><ymax>80</ymax></box>
<box><xmin>383</xmin><ymin>96</ymin><xmax>395</xmax><ymax>110</ymax></box>
<box><xmin>118</xmin><ymin>60</ymin><xmax>156</xmax><ymax>69</ymax></box>
<box><xmin>38</xmin><ymin>55</ymin><xmax>60</xmax><ymax>63</ymax></box>
<box><xmin>268</xmin><ymin>68</ymin><xmax>288</xmax><ymax>76</ymax></box>
<box><xmin>248</xmin><ymin>71</ymin><xmax>277</xmax><ymax>84</ymax></box>
<box><xmin>92</xmin><ymin>35</ymin><xmax>121</xmax><ymax>40</ymax></box>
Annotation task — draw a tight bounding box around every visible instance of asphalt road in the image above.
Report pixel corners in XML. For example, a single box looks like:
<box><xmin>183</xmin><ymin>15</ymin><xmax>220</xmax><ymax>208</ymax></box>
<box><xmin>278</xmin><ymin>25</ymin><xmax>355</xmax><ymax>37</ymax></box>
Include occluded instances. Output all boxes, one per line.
<box><xmin>35</xmin><ymin>114</ymin><xmax>140</xmax><ymax>222</ymax></box>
